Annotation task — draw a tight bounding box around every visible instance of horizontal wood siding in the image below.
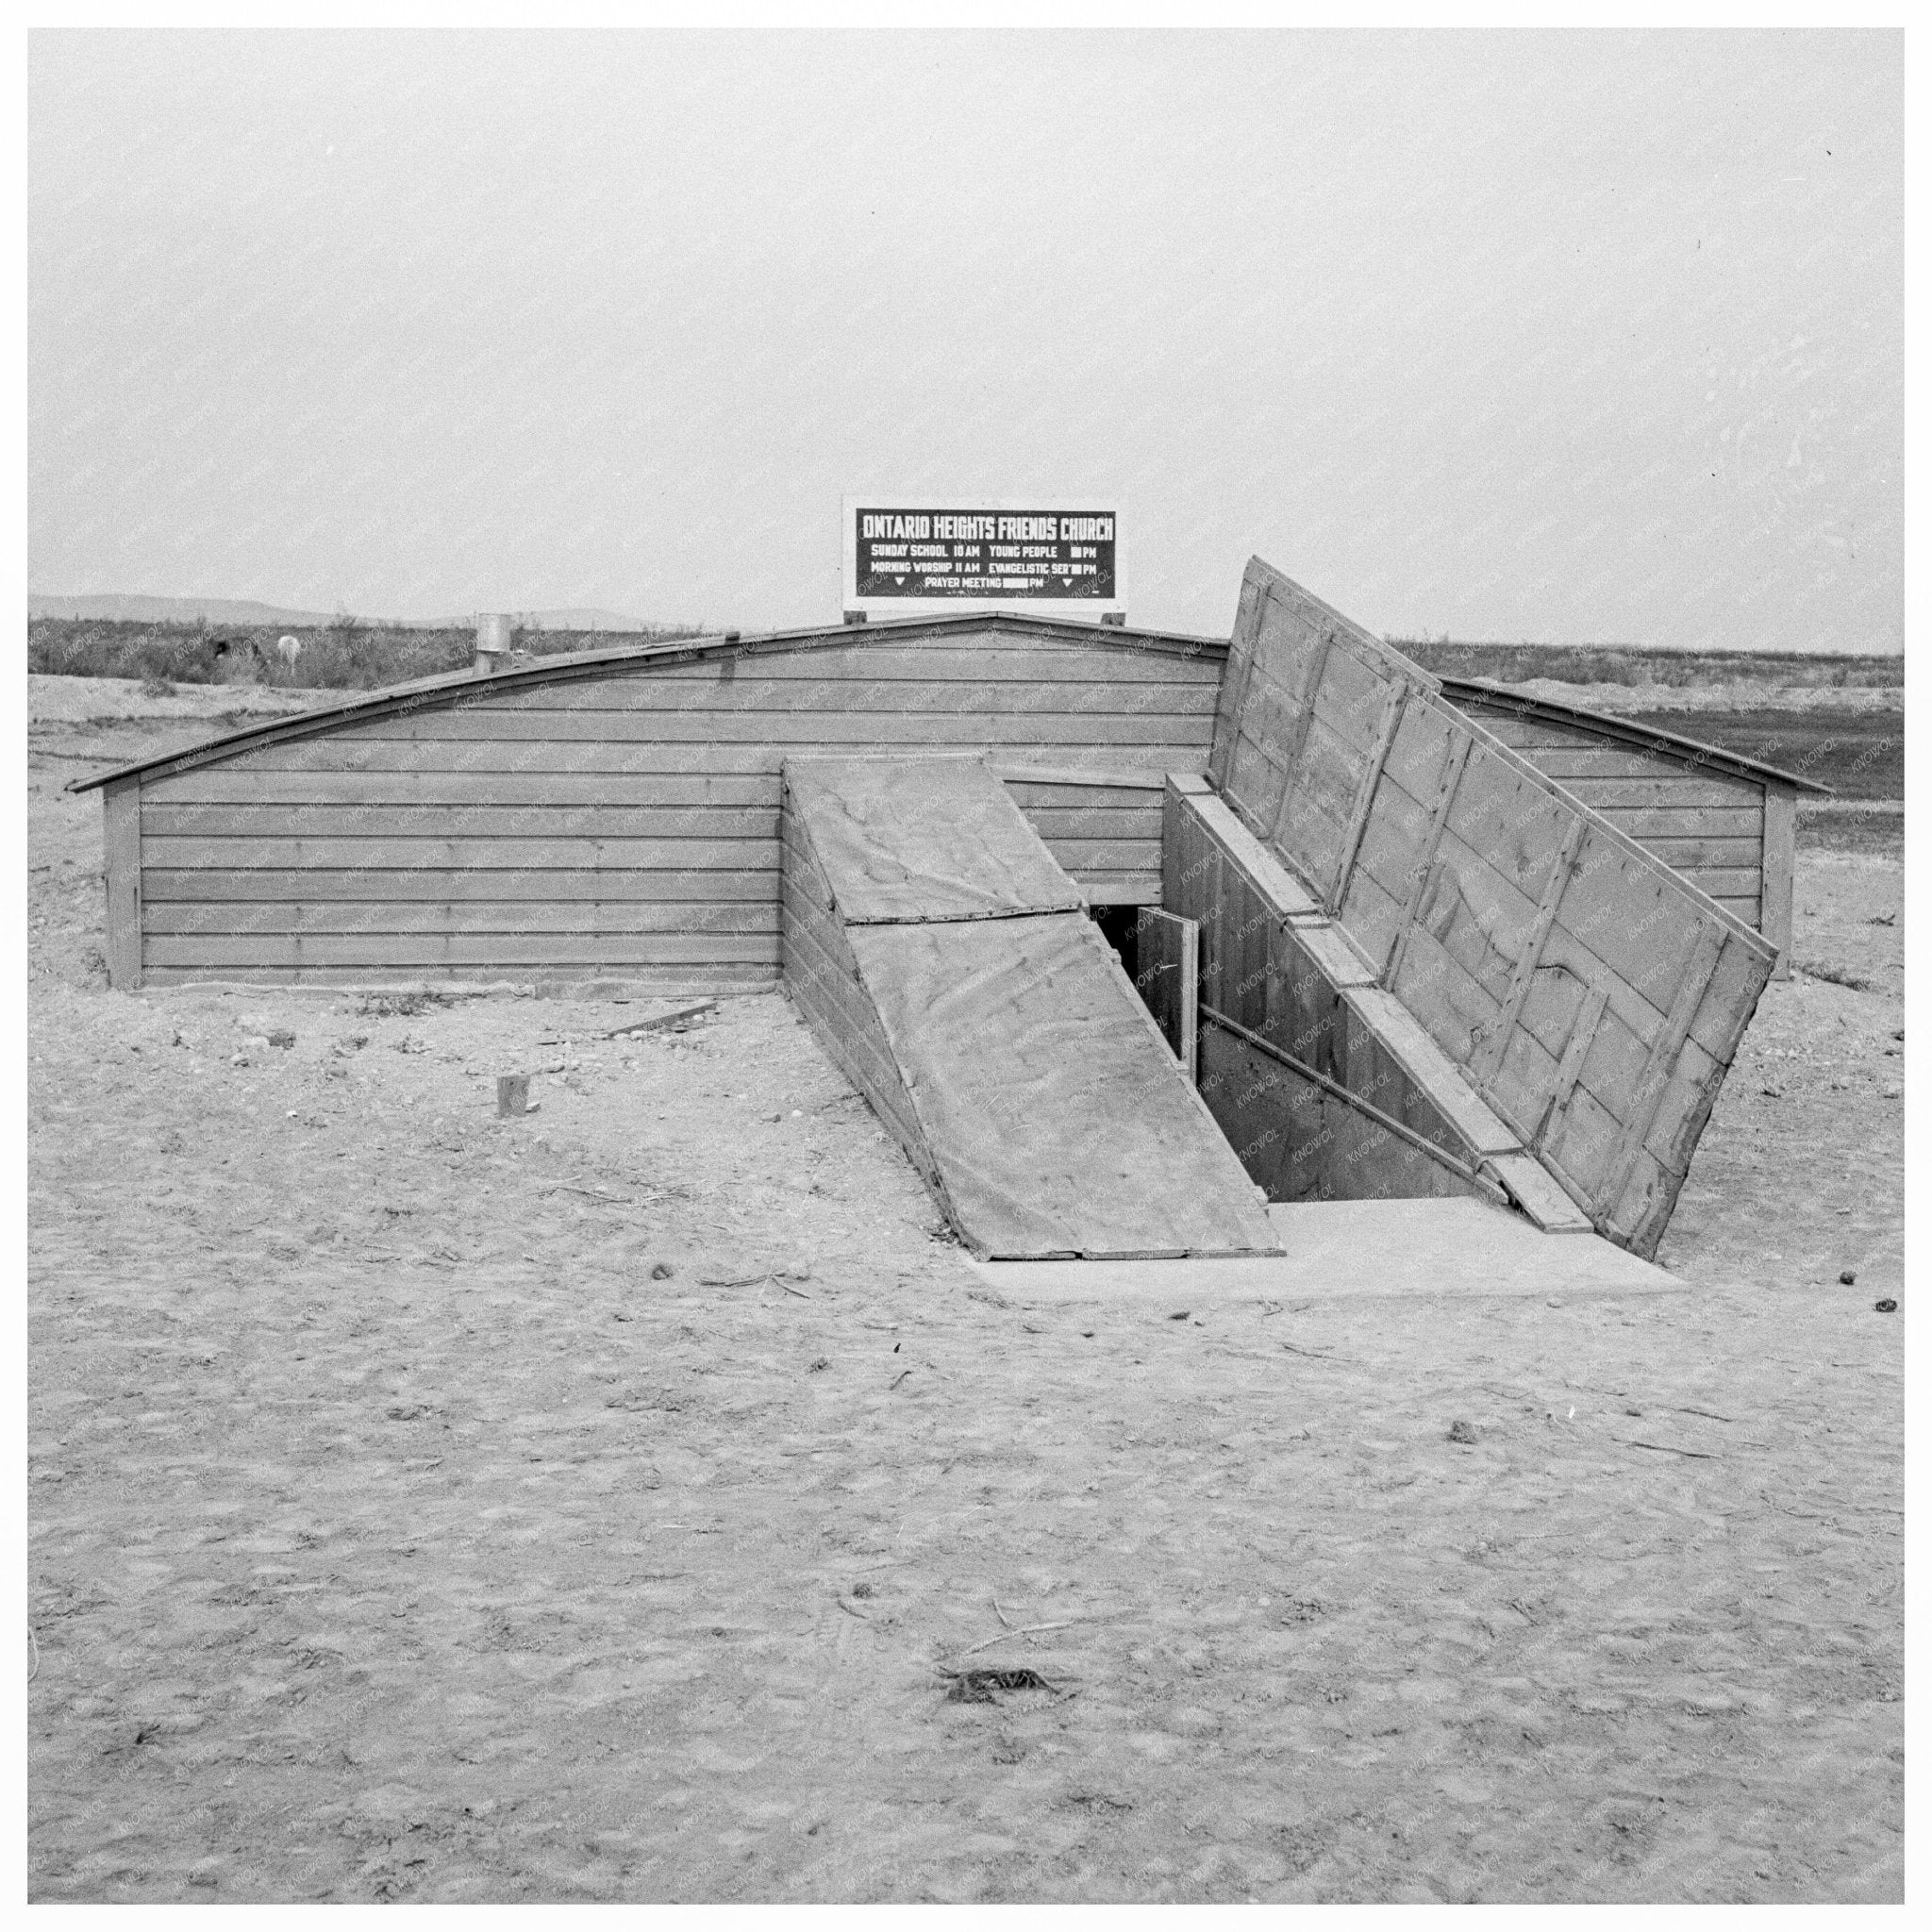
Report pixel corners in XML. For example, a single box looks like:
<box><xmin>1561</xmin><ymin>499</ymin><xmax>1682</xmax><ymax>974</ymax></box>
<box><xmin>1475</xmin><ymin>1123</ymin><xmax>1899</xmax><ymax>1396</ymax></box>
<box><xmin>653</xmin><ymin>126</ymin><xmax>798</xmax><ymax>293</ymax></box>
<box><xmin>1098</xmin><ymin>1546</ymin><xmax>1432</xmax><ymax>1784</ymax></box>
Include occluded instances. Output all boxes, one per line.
<box><xmin>1464</xmin><ymin>700</ymin><xmax>1771</xmax><ymax>932</ymax></box>
<box><xmin>132</xmin><ymin>622</ymin><xmax>1222</xmax><ymax>987</ymax></box>
<box><xmin>1007</xmin><ymin>774</ymin><xmax>1167</xmax><ymax>908</ymax></box>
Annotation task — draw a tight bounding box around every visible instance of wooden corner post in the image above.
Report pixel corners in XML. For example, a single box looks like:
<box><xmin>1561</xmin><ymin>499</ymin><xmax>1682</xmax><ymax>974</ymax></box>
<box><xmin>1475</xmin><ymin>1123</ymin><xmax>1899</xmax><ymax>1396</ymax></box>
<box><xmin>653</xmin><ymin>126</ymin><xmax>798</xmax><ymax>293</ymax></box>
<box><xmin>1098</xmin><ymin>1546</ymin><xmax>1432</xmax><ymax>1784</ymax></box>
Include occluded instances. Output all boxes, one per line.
<box><xmin>102</xmin><ymin>777</ymin><xmax>142</xmax><ymax>989</ymax></box>
<box><xmin>1760</xmin><ymin>785</ymin><xmax>1797</xmax><ymax>979</ymax></box>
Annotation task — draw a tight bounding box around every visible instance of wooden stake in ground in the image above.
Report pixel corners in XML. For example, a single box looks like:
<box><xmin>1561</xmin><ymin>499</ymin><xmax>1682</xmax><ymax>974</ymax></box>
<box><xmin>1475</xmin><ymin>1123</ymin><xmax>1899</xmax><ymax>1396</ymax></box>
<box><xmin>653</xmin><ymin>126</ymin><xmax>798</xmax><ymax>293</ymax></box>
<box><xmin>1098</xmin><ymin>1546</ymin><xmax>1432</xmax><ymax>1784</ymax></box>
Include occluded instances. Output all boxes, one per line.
<box><xmin>497</xmin><ymin>1074</ymin><xmax>531</xmax><ymax>1118</ymax></box>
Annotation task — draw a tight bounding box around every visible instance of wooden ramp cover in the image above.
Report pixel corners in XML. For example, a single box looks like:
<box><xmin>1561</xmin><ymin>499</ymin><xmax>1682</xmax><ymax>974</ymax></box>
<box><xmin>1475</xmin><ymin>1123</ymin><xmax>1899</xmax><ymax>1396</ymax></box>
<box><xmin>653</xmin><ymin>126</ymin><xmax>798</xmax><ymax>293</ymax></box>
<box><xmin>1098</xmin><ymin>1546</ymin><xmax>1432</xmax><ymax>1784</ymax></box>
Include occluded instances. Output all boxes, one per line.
<box><xmin>781</xmin><ymin>758</ymin><xmax>1280</xmax><ymax>1261</ymax></box>
<box><xmin>1209</xmin><ymin>558</ymin><xmax>1777</xmax><ymax>1258</ymax></box>
<box><xmin>784</xmin><ymin>757</ymin><xmax>1085</xmax><ymax>924</ymax></box>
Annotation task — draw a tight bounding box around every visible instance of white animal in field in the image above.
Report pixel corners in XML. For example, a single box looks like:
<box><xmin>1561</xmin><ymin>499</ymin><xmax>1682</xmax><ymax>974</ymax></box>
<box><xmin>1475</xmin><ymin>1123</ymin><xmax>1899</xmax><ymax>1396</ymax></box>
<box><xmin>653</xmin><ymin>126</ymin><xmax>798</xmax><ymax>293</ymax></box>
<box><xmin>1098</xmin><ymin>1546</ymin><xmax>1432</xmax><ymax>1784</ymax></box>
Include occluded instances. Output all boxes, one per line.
<box><xmin>276</xmin><ymin>634</ymin><xmax>302</xmax><ymax>671</ymax></box>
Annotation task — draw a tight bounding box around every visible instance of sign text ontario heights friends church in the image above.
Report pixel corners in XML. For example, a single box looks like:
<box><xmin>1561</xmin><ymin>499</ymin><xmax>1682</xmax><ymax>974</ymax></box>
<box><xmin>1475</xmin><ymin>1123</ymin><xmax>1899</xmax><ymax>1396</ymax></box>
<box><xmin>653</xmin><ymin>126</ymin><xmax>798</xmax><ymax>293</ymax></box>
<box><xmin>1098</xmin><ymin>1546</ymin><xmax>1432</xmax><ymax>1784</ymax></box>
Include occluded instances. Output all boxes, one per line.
<box><xmin>842</xmin><ymin>499</ymin><xmax>1124</xmax><ymax>620</ymax></box>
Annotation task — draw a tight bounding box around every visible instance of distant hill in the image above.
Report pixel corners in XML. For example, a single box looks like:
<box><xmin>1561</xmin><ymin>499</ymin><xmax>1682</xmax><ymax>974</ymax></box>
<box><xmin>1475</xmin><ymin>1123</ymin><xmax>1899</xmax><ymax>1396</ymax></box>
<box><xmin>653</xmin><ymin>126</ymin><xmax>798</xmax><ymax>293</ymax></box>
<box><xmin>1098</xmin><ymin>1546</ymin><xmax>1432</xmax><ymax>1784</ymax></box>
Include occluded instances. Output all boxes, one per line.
<box><xmin>30</xmin><ymin>591</ymin><xmax>342</xmax><ymax>626</ymax></box>
<box><xmin>29</xmin><ymin>593</ymin><xmax>663</xmax><ymax>633</ymax></box>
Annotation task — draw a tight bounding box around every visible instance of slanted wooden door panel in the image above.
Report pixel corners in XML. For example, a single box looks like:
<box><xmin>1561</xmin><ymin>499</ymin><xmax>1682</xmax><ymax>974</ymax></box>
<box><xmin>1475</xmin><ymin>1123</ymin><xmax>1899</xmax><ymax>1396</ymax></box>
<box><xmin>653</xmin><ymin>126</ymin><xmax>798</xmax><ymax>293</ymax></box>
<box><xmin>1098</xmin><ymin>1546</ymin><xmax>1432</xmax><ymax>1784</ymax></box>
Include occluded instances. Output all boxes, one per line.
<box><xmin>1135</xmin><ymin>907</ymin><xmax>1200</xmax><ymax>1082</ymax></box>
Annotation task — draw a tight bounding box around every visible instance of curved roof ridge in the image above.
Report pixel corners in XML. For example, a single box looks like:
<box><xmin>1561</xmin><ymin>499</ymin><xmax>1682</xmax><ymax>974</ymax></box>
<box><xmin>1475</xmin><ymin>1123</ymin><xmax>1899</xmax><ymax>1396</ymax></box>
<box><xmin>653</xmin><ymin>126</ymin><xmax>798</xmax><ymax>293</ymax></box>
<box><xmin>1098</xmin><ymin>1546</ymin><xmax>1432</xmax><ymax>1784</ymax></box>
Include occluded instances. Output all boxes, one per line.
<box><xmin>65</xmin><ymin>609</ymin><xmax>1229</xmax><ymax>794</ymax></box>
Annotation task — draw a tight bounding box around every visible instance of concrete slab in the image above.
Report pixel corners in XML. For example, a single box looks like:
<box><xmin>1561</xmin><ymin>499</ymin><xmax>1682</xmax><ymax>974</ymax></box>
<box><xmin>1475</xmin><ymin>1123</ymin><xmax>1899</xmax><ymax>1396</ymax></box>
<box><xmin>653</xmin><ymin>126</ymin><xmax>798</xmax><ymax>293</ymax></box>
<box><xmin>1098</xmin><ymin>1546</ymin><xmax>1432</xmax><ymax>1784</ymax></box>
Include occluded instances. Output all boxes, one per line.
<box><xmin>966</xmin><ymin>1195</ymin><xmax>1685</xmax><ymax>1305</ymax></box>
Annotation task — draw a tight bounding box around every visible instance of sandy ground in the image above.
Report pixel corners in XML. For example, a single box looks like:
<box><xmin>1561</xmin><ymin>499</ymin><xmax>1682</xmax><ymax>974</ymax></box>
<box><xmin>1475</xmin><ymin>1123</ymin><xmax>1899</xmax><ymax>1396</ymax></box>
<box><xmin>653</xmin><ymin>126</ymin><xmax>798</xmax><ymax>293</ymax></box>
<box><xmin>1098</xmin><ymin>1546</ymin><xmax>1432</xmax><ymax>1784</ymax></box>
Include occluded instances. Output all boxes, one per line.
<box><xmin>27</xmin><ymin>681</ymin><xmax>1905</xmax><ymax>1903</ymax></box>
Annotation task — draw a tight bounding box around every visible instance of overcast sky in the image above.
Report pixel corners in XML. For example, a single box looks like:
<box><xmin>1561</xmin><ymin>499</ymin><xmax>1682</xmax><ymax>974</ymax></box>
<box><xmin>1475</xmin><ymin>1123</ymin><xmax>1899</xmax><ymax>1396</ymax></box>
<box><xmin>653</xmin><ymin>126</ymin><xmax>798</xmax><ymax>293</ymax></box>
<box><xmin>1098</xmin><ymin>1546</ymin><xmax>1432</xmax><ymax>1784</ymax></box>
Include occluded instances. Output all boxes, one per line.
<box><xmin>29</xmin><ymin>29</ymin><xmax>1901</xmax><ymax>649</ymax></box>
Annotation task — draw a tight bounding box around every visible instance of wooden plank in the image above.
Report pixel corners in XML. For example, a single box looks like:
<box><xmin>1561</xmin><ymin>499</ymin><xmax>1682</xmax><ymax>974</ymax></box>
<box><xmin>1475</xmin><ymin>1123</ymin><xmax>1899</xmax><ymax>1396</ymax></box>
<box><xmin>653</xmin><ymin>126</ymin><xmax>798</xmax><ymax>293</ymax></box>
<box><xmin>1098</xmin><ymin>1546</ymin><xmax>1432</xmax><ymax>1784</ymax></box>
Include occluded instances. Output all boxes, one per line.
<box><xmin>133</xmin><ymin>726</ymin><xmax>1217</xmax><ymax>788</ymax></box>
<box><xmin>1343</xmin><ymin>987</ymin><xmax>1521</xmax><ymax>1156</ymax></box>
<box><xmin>999</xmin><ymin>779</ymin><xmax>1169</xmax><ymax>807</ymax></box>
<box><xmin>491</xmin><ymin>671</ymin><xmax>1225</xmax><ymax>711</ymax></box>
<box><xmin>140</xmin><ymin>963</ymin><xmax>782</xmax><ymax>991</ymax></box>
<box><xmin>993</xmin><ymin>764</ymin><xmax>1176</xmax><ymax>791</ymax></box>
<box><xmin>504</xmin><ymin>643</ymin><xmax>1228</xmax><ymax>688</ymax></box>
<box><xmin>1615</xmin><ymin>835</ymin><xmax>1762</xmax><ymax>870</ymax></box>
<box><xmin>1467</xmin><ymin>708</ymin><xmax>1798</xmax><ymax>793</ymax></box>
<box><xmin>1229</xmin><ymin>663</ymin><xmax>1307</xmax><ymax>793</ymax></box>
<box><xmin>1235</xmin><ymin>558</ymin><xmax>1442</xmax><ymax>697</ymax></box>
<box><xmin>1566</xmin><ymin>804</ymin><xmax>1763</xmax><ymax>841</ymax></box>
<box><xmin>1533</xmin><ymin>983</ymin><xmax>1609</xmax><ymax>1152</ymax></box>
<box><xmin>1327</xmin><ymin>681</ymin><xmax>1408</xmax><ymax>914</ymax></box>
<box><xmin>1214</xmin><ymin>858</ymin><xmax>1263</xmax><ymax>1031</ymax></box>
<box><xmin>1305</xmin><ymin>639</ymin><xmax>1398</xmax><ymax>760</ymax></box>
<box><xmin>143</xmin><ymin>836</ymin><xmax>781</xmax><ymax>872</ymax></box>
<box><xmin>1382</xmin><ymin>728</ymin><xmax>1472</xmax><ymax>986</ymax></box>
<box><xmin>1665</xmin><ymin>867</ymin><xmax>1765</xmax><ymax>900</ymax></box>
<box><xmin>339</xmin><ymin>709</ymin><xmax>1219</xmax><ymax>746</ymax></box>
<box><xmin>145</xmin><ymin>769</ymin><xmax>784</xmax><ymax>808</ymax></box>
<box><xmin>1682</xmin><ymin>908</ymin><xmax>1776</xmax><ymax>1064</ymax></box>
<box><xmin>1760</xmin><ymin>786</ymin><xmax>1795</xmax><ymax>977</ymax></box>
<box><xmin>1463</xmin><ymin>711</ymin><xmax>1606</xmax><ymax>750</ymax></box>
<box><xmin>1064</xmin><ymin>874</ymin><xmax>1162</xmax><ymax>906</ymax></box>
<box><xmin>1026</xmin><ymin>838</ymin><xmax>1160</xmax><ymax>874</ymax></box>
<box><xmin>144</xmin><ymin>900</ymin><xmax>781</xmax><ymax>937</ymax></box>
<box><xmin>1554</xmin><ymin>828</ymin><xmax>1761</xmax><ymax>1014</ymax></box>
<box><xmin>1537</xmin><ymin>1076</ymin><xmax>1625</xmax><ymax>1208</ymax></box>
<box><xmin>1005</xmin><ymin>806</ymin><xmax>1161</xmax><ymax>841</ymax></box>
<box><xmin>1335</xmin><ymin>1003</ymin><xmax>1472</xmax><ymax>1156</ymax></box>
<box><xmin>144</xmin><ymin>932</ymin><xmax>784</xmax><ymax>969</ymax></box>
<box><xmin>1380</xmin><ymin>693</ymin><xmax>1461</xmax><ymax>805</ymax></box>
<box><xmin>1385</xmin><ymin>914</ymin><xmax>1509</xmax><ymax>1072</ymax></box>
<box><xmin>1513</xmin><ymin>963</ymin><xmax>1604</xmax><ymax>1072</ymax></box>
<box><xmin>216</xmin><ymin>739</ymin><xmax>802</xmax><ymax>776</ymax></box>
<box><xmin>1345</xmin><ymin>772</ymin><xmax>1434</xmax><ymax>906</ymax></box>
<box><xmin>1290</xmin><ymin>921</ymin><xmax>1376</xmax><ymax>991</ymax></box>
<box><xmin>1529</xmin><ymin>774</ymin><xmax>1764</xmax><ymax>812</ymax></box>
<box><xmin>1179</xmin><ymin>790</ymin><xmax>1322</xmax><ymax>917</ymax></box>
<box><xmin>1442</xmin><ymin>741</ymin><xmax>1576</xmax><ymax>903</ymax></box>
<box><xmin>1508</xmin><ymin>876</ymin><xmax>1760</xmax><ymax>1074</ymax></box>
<box><xmin>1208</xmin><ymin>575</ymin><xmax>1264</xmax><ymax>784</ymax></box>
<box><xmin>1510</xmin><ymin>749</ymin><xmax>1761</xmax><ymax>791</ymax></box>
<box><xmin>1527</xmin><ymin>933</ymin><xmax>1691</xmax><ymax>1104</ymax></box>
<box><xmin>1482</xmin><ymin>1014</ymin><xmax>1566</xmax><ymax>1149</ymax></box>
<box><xmin>143</xmin><ymin>868</ymin><xmax>778</xmax><ymax>905</ymax></box>
<box><xmin>1473</xmin><ymin>816</ymin><xmax>1586</xmax><ymax>1088</ymax></box>
<box><xmin>1266</xmin><ymin>627</ymin><xmax>1336</xmax><ymax>841</ymax></box>
<box><xmin>445</xmin><ymin>621</ymin><xmax>1223</xmax><ymax>673</ymax></box>
<box><xmin>1594</xmin><ymin>923</ymin><xmax>1728</xmax><ymax>1220</ymax></box>
<box><xmin>1639</xmin><ymin>1051</ymin><xmax>1738</xmax><ymax>1184</ymax></box>
<box><xmin>1282</xmin><ymin>703</ymin><xmax>1365</xmax><ymax>836</ymax></box>
<box><xmin>1224</xmin><ymin>722</ymin><xmax>1289</xmax><ymax>825</ymax></box>
<box><xmin>102</xmin><ymin>778</ymin><xmax>143</xmax><ymax>989</ymax></box>
<box><xmin>142</xmin><ymin>802</ymin><xmax>781</xmax><ymax>841</ymax></box>
<box><xmin>1478</xmin><ymin>1152</ymin><xmax>1594</xmax><ymax>1233</ymax></box>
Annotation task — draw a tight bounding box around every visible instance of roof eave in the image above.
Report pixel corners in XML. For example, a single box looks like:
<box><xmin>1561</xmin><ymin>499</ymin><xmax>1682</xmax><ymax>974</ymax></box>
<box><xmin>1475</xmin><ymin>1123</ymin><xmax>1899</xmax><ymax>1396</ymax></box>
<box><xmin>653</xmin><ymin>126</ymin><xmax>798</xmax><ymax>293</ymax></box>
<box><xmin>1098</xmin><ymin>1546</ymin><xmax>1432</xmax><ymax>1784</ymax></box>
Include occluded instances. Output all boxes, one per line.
<box><xmin>1441</xmin><ymin>676</ymin><xmax>1834</xmax><ymax>796</ymax></box>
